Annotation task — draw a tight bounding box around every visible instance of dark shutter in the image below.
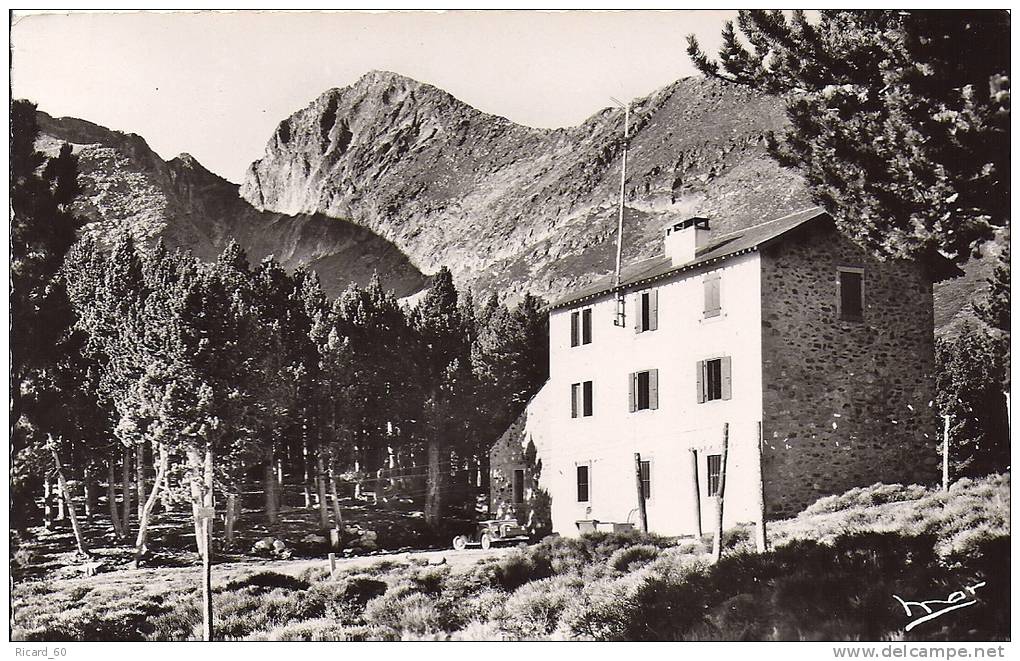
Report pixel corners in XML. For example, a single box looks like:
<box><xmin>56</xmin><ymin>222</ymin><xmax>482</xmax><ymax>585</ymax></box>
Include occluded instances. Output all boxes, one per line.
<box><xmin>577</xmin><ymin>465</ymin><xmax>590</xmax><ymax>502</ymax></box>
<box><xmin>570</xmin><ymin>311</ymin><xmax>579</xmax><ymax>347</ymax></box>
<box><xmin>637</xmin><ymin>371</ymin><xmax>650</xmax><ymax>410</ymax></box>
<box><xmin>721</xmin><ymin>356</ymin><xmax>732</xmax><ymax>400</ymax></box>
<box><xmin>707</xmin><ymin>454</ymin><xmax>721</xmax><ymax>496</ymax></box>
<box><xmin>640</xmin><ymin>460</ymin><xmax>651</xmax><ymax>500</ymax></box>
<box><xmin>513</xmin><ymin>469</ymin><xmax>525</xmax><ymax>504</ymax></box>
<box><xmin>583</xmin><ymin>381</ymin><xmax>593</xmax><ymax>417</ymax></box>
<box><xmin>649</xmin><ymin>369</ymin><xmax>659</xmax><ymax>410</ymax></box>
<box><xmin>840</xmin><ymin>271</ymin><xmax>863</xmax><ymax>320</ymax></box>
<box><xmin>696</xmin><ymin>360</ymin><xmax>705</xmax><ymax>403</ymax></box>
<box><xmin>582</xmin><ymin>308</ymin><xmax>592</xmax><ymax>344</ymax></box>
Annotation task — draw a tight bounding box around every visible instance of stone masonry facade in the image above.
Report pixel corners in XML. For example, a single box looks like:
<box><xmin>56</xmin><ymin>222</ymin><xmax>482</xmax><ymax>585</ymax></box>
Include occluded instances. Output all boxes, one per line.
<box><xmin>759</xmin><ymin>221</ymin><xmax>940</xmax><ymax>517</ymax></box>
<box><xmin>488</xmin><ymin>408</ymin><xmax>551</xmax><ymax>535</ymax></box>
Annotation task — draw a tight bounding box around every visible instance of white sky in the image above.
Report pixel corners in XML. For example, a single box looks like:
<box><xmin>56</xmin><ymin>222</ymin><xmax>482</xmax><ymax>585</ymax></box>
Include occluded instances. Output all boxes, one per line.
<box><xmin>11</xmin><ymin>10</ymin><xmax>736</xmax><ymax>183</ymax></box>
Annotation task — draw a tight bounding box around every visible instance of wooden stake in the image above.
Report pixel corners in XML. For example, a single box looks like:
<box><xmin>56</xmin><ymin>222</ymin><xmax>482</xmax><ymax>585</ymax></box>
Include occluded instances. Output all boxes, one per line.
<box><xmin>942</xmin><ymin>414</ymin><xmax>951</xmax><ymax>491</ymax></box>
<box><xmin>688</xmin><ymin>449</ymin><xmax>702</xmax><ymax>537</ymax></box>
<box><xmin>755</xmin><ymin>421</ymin><xmax>768</xmax><ymax>553</ymax></box>
<box><xmin>633</xmin><ymin>452</ymin><xmax>648</xmax><ymax>533</ymax></box>
<box><xmin>711</xmin><ymin>423</ymin><xmax>729</xmax><ymax>563</ymax></box>
<box><xmin>202</xmin><ymin>514</ymin><xmax>213</xmax><ymax>641</ymax></box>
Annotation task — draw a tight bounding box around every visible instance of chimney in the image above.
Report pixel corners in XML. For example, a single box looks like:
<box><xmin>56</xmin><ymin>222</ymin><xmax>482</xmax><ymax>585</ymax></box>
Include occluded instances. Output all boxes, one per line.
<box><xmin>664</xmin><ymin>217</ymin><xmax>711</xmax><ymax>265</ymax></box>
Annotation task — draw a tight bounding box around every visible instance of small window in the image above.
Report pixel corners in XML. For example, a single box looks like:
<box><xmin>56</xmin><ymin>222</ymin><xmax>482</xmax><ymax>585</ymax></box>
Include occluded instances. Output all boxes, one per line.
<box><xmin>576</xmin><ymin>465</ymin><xmax>590</xmax><ymax>502</ymax></box>
<box><xmin>838</xmin><ymin>268</ymin><xmax>864</xmax><ymax>321</ymax></box>
<box><xmin>629</xmin><ymin>369</ymin><xmax>659</xmax><ymax>411</ymax></box>
<box><xmin>635</xmin><ymin>290</ymin><xmax>658</xmax><ymax>333</ymax></box>
<box><xmin>582</xmin><ymin>308</ymin><xmax>592</xmax><ymax>344</ymax></box>
<box><xmin>639</xmin><ymin>460</ymin><xmax>651</xmax><ymax>500</ymax></box>
<box><xmin>571</xmin><ymin>381</ymin><xmax>593</xmax><ymax>418</ymax></box>
<box><xmin>704</xmin><ymin>273</ymin><xmax>721</xmax><ymax>318</ymax></box>
<box><xmin>707</xmin><ymin>454</ymin><xmax>722</xmax><ymax>496</ymax></box>
<box><xmin>697</xmin><ymin>357</ymin><xmax>732</xmax><ymax>403</ymax></box>
<box><xmin>570</xmin><ymin>311</ymin><xmax>580</xmax><ymax>347</ymax></box>
<box><xmin>513</xmin><ymin>469</ymin><xmax>525</xmax><ymax>504</ymax></box>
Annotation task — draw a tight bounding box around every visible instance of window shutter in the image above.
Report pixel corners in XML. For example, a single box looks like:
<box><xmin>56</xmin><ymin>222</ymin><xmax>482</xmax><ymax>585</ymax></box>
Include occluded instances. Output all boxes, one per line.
<box><xmin>634</xmin><ymin>293</ymin><xmax>644</xmax><ymax>332</ymax></box>
<box><xmin>583</xmin><ymin>381</ymin><xmax>593</xmax><ymax>417</ymax></box>
<box><xmin>696</xmin><ymin>360</ymin><xmax>705</xmax><ymax>403</ymax></box>
<box><xmin>628</xmin><ymin>372</ymin><xmax>636</xmax><ymax>412</ymax></box>
<box><xmin>721</xmin><ymin>356</ymin><xmax>732</xmax><ymax>400</ymax></box>
<box><xmin>705</xmin><ymin>274</ymin><xmax>721</xmax><ymax>317</ymax></box>
<box><xmin>582</xmin><ymin>308</ymin><xmax>592</xmax><ymax>344</ymax></box>
<box><xmin>571</xmin><ymin>383</ymin><xmax>579</xmax><ymax>418</ymax></box>
<box><xmin>570</xmin><ymin>311</ymin><xmax>579</xmax><ymax>347</ymax></box>
<box><xmin>648</xmin><ymin>290</ymin><xmax>658</xmax><ymax>331</ymax></box>
<box><xmin>649</xmin><ymin>369</ymin><xmax>659</xmax><ymax>409</ymax></box>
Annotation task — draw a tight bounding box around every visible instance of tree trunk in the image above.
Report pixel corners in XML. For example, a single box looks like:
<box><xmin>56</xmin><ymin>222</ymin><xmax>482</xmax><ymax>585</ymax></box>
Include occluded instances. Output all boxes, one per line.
<box><xmin>49</xmin><ymin>441</ymin><xmax>90</xmax><ymax>558</ymax></box>
<box><xmin>107</xmin><ymin>459</ymin><xmax>125</xmax><ymax>540</ymax></box>
<box><xmin>136</xmin><ymin>442</ymin><xmax>146</xmax><ymax>522</ymax></box>
<box><xmin>55</xmin><ymin>479</ymin><xmax>66</xmax><ymax>521</ymax></box>
<box><xmin>203</xmin><ymin>444</ymin><xmax>215</xmax><ymax>558</ymax></box>
<box><xmin>133</xmin><ymin>444</ymin><xmax>169</xmax><ymax>564</ymax></box>
<box><xmin>328</xmin><ymin>466</ymin><xmax>344</xmax><ymax>547</ymax></box>
<box><xmin>224</xmin><ymin>492</ymin><xmax>238</xmax><ymax>547</ymax></box>
<box><xmin>264</xmin><ymin>447</ymin><xmax>278</xmax><ymax>525</ymax></box>
<box><xmin>83</xmin><ymin>465</ymin><xmax>97</xmax><ymax>522</ymax></box>
<box><xmin>425</xmin><ymin>434</ymin><xmax>443</xmax><ymax>528</ymax></box>
<box><xmin>302</xmin><ymin>440</ymin><xmax>313</xmax><ymax>508</ymax></box>
<box><xmin>43</xmin><ymin>478</ymin><xmax>54</xmax><ymax>530</ymax></box>
<box><xmin>315</xmin><ymin>448</ymin><xmax>330</xmax><ymax>530</ymax></box>
<box><xmin>187</xmin><ymin>447</ymin><xmax>205</xmax><ymax>555</ymax></box>
<box><xmin>121</xmin><ymin>445</ymin><xmax>132</xmax><ymax>536</ymax></box>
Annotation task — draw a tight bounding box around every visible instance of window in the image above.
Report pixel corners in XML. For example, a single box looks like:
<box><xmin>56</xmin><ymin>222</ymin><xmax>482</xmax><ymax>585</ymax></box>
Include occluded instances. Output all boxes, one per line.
<box><xmin>838</xmin><ymin>268</ymin><xmax>864</xmax><ymax>321</ymax></box>
<box><xmin>639</xmin><ymin>460</ymin><xmax>651</xmax><ymax>500</ymax></box>
<box><xmin>570</xmin><ymin>308</ymin><xmax>593</xmax><ymax>346</ymax></box>
<box><xmin>707</xmin><ymin>454</ymin><xmax>722</xmax><ymax>496</ymax></box>
<box><xmin>704</xmin><ymin>273</ymin><xmax>721</xmax><ymax>318</ymax></box>
<box><xmin>513</xmin><ymin>469</ymin><xmax>525</xmax><ymax>504</ymax></box>
<box><xmin>576</xmin><ymin>464</ymin><xmax>590</xmax><ymax>502</ymax></box>
<box><xmin>628</xmin><ymin>369</ymin><xmax>659</xmax><ymax>411</ymax></box>
<box><xmin>635</xmin><ymin>289</ymin><xmax>658</xmax><ymax>332</ymax></box>
<box><xmin>696</xmin><ymin>357</ymin><xmax>732</xmax><ymax>403</ymax></box>
<box><xmin>571</xmin><ymin>381</ymin><xmax>593</xmax><ymax>418</ymax></box>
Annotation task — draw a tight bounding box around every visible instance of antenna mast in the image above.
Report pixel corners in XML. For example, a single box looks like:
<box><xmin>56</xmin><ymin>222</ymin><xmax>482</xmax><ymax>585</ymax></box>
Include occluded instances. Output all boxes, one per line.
<box><xmin>610</xmin><ymin>97</ymin><xmax>630</xmax><ymax>327</ymax></box>
<box><xmin>612</xmin><ymin>99</ymin><xmax>629</xmax><ymax>287</ymax></box>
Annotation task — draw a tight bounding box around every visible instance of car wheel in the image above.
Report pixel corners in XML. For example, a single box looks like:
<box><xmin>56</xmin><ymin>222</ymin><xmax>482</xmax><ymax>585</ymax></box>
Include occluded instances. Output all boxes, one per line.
<box><xmin>480</xmin><ymin>534</ymin><xmax>492</xmax><ymax>550</ymax></box>
<box><xmin>452</xmin><ymin>535</ymin><xmax>467</xmax><ymax>551</ymax></box>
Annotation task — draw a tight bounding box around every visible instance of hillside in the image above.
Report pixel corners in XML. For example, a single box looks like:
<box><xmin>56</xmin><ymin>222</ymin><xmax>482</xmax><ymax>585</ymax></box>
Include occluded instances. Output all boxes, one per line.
<box><xmin>34</xmin><ymin>111</ymin><xmax>427</xmax><ymax>298</ymax></box>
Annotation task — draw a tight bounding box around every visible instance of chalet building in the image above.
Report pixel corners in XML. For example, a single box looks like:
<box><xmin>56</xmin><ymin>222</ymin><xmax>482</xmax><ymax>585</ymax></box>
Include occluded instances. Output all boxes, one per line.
<box><xmin>489</xmin><ymin>207</ymin><xmax>950</xmax><ymax>537</ymax></box>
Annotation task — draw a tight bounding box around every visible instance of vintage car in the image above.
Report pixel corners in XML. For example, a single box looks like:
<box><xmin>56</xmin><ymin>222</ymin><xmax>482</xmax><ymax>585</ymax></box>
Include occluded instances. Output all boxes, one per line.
<box><xmin>451</xmin><ymin>519</ymin><xmax>530</xmax><ymax>550</ymax></box>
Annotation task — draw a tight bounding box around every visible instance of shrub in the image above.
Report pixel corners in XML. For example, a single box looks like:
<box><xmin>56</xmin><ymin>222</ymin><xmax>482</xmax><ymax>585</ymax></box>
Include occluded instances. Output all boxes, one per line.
<box><xmin>364</xmin><ymin>592</ymin><xmax>443</xmax><ymax>636</ymax></box>
<box><xmin>607</xmin><ymin>544</ymin><xmax>661</xmax><ymax>573</ymax></box>
<box><xmin>559</xmin><ymin>572</ymin><xmax>645</xmax><ymax>641</ymax></box>
<box><xmin>493</xmin><ymin>548</ymin><xmax>553</xmax><ymax>591</ymax></box>
<box><xmin>497</xmin><ymin>575</ymin><xmax>583</xmax><ymax>639</ymax></box>
<box><xmin>223</xmin><ymin>571</ymin><xmax>310</xmax><ymax>593</ymax></box>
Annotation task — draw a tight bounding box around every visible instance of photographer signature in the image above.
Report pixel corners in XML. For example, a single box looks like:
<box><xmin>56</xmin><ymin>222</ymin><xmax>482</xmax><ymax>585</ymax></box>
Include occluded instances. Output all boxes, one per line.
<box><xmin>893</xmin><ymin>581</ymin><xmax>986</xmax><ymax>631</ymax></box>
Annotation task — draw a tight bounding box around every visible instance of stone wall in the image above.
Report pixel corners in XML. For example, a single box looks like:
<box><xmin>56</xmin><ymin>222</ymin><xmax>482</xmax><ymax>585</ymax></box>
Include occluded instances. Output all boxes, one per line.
<box><xmin>488</xmin><ymin>407</ymin><xmax>551</xmax><ymax>535</ymax></box>
<box><xmin>759</xmin><ymin>220</ymin><xmax>940</xmax><ymax>517</ymax></box>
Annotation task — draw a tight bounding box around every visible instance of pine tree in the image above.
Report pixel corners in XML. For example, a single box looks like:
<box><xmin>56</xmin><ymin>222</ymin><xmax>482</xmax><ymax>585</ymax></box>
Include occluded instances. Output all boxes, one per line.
<box><xmin>687</xmin><ymin>10</ymin><xmax>1009</xmax><ymax>263</ymax></box>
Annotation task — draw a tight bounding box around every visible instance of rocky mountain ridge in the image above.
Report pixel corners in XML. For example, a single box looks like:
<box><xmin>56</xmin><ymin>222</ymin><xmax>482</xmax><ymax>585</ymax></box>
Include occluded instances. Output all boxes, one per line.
<box><xmin>34</xmin><ymin>110</ymin><xmax>427</xmax><ymax>298</ymax></box>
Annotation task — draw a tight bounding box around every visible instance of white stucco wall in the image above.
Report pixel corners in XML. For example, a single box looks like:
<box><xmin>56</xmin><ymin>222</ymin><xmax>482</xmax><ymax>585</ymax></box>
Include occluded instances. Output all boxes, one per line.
<box><xmin>527</xmin><ymin>252</ymin><xmax>765</xmax><ymax>537</ymax></box>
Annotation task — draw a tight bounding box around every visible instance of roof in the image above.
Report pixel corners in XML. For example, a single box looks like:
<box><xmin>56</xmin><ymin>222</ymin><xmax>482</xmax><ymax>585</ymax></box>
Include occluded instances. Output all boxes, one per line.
<box><xmin>552</xmin><ymin>207</ymin><xmax>828</xmax><ymax>310</ymax></box>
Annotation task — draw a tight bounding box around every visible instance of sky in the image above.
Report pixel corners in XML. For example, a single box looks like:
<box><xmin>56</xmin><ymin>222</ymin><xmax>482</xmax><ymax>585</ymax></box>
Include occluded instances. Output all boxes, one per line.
<box><xmin>11</xmin><ymin>10</ymin><xmax>736</xmax><ymax>183</ymax></box>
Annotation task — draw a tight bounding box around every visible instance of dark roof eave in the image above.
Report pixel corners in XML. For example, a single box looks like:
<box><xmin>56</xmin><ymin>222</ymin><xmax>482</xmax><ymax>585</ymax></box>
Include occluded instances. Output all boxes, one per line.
<box><xmin>550</xmin><ymin>245</ymin><xmax>760</xmax><ymax>311</ymax></box>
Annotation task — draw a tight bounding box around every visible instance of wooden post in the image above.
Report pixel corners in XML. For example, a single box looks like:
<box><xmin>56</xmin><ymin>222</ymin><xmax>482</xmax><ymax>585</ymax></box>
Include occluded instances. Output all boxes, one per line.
<box><xmin>711</xmin><ymin>423</ymin><xmax>729</xmax><ymax>563</ymax></box>
<box><xmin>633</xmin><ymin>452</ymin><xmax>648</xmax><ymax>533</ymax></box>
<box><xmin>755</xmin><ymin>421</ymin><xmax>768</xmax><ymax>553</ymax></box>
<box><xmin>197</xmin><ymin>506</ymin><xmax>214</xmax><ymax>641</ymax></box>
<box><xmin>688</xmin><ymin>449</ymin><xmax>702</xmax><ymax>537</ymax></box>
<box><xmin>942</xmin><ymin>414</ymin><xmax>951</xmax><ymax>491</ymax></box>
